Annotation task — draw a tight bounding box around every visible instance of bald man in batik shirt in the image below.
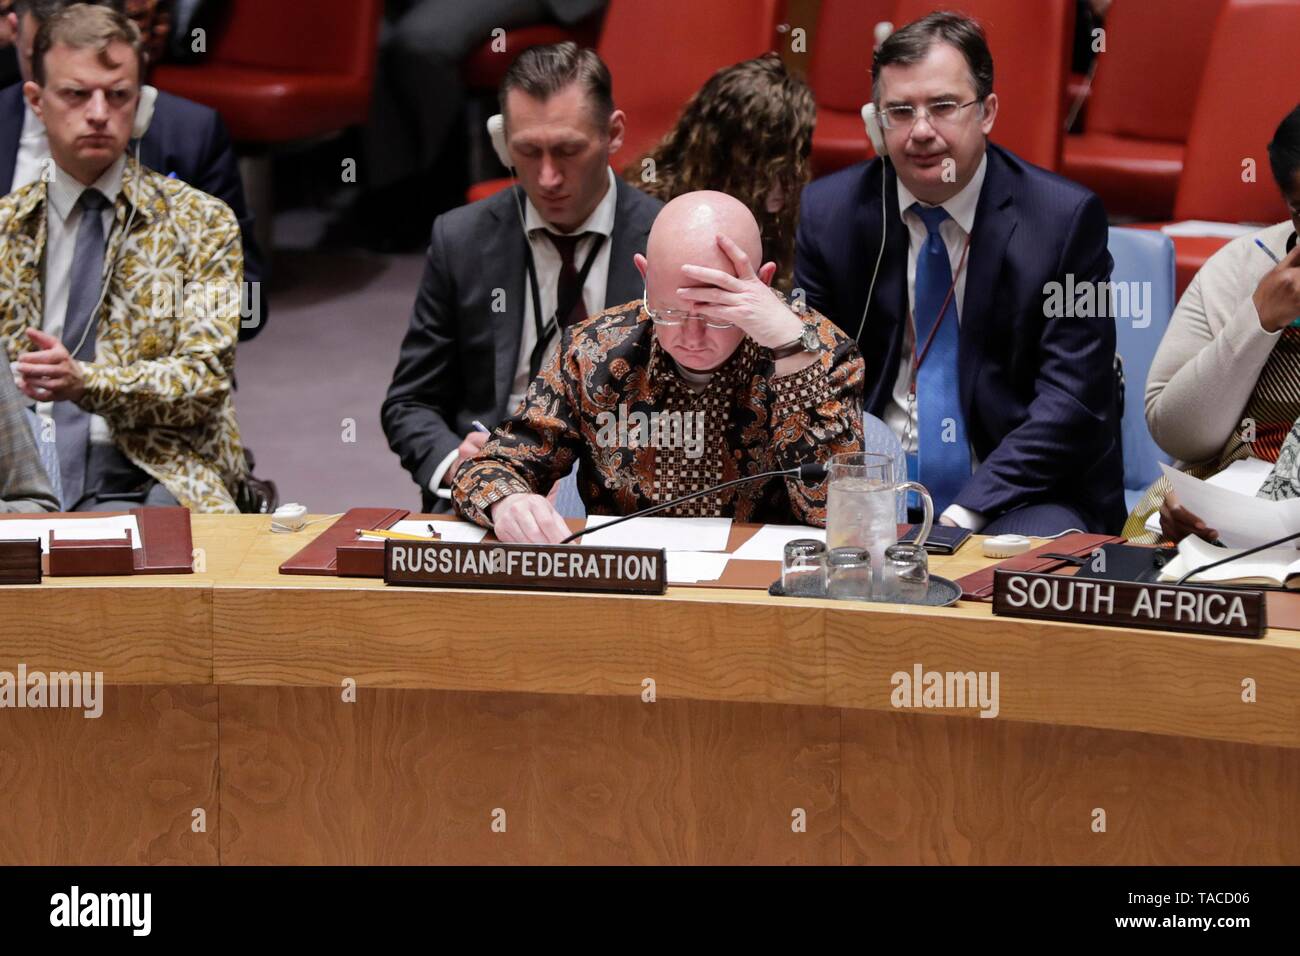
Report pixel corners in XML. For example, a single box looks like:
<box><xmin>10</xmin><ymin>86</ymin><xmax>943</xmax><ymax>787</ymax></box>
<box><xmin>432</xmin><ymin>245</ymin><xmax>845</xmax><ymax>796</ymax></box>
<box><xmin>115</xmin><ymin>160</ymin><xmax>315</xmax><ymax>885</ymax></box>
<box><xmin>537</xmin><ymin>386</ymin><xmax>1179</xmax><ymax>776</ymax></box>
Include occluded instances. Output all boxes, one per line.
<box><xmin>453</xmin><ymin>190</ymin><xmax>865</xmax><ymax>545</ymax></box>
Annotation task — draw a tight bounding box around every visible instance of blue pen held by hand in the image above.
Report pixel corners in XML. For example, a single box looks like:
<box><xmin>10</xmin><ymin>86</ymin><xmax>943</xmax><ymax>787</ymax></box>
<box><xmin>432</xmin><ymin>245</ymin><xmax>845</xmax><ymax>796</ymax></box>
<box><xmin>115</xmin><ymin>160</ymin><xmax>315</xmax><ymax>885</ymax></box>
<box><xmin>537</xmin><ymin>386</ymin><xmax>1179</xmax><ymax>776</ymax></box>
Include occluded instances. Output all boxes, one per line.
<box><xmin>1254</xmin><ymin>239</ymin><xmax>1300</xmax><ymax>328</ymax></box>
<box><xmin>471</xmin><ymin>420</ymin><xmax>491</xmax><ymax>434</ymax></box>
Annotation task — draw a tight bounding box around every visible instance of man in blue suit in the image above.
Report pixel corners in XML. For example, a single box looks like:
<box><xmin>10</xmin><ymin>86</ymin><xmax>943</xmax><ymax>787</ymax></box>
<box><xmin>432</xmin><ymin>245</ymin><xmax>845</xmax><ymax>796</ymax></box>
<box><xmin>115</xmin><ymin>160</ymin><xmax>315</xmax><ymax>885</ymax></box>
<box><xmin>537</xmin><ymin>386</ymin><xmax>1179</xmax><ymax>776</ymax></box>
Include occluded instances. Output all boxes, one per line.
<box><xmin>0</xmin><ymin>0</ymin><xmax>266</xmax><ymax>341</ymax></box>
<box><xmin>796</xmin><ymin>12</ymin><xmax>1124</xmax><ymax>535</ymax></box>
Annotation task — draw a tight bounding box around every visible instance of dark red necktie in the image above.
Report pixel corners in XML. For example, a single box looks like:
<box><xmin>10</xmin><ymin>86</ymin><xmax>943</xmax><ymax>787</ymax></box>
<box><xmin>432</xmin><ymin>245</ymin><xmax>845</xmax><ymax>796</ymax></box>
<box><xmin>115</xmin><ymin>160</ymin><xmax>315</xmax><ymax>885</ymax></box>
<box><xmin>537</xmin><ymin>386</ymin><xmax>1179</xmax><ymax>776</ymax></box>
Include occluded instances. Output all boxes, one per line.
<box><xmin>545</xmin><ymin>231</ymin><xmax>591</xmax><ymax>328</ymax></box>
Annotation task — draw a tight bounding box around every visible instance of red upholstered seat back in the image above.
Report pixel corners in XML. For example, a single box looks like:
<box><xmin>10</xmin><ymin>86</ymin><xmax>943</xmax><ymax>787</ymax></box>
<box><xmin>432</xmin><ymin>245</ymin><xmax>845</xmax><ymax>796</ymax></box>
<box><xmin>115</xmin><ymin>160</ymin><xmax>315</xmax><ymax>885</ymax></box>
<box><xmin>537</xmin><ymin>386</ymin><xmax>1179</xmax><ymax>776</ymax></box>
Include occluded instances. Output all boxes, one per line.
<box><xmin>597</xmin><ymin>0</ymin><xmax>781</xmax><ymax>171</ymax></box>
<box><xmin>808</xmin><ymin>0</ymin><xmax>898</xmax><ymax>114</ymax></box>
<box><xmin>206</xmin><ymin>0</ymin><xmax>378</xmax><ymax>78</ymax></box>
<box><xmin>1174</xmin><ymin>0</ymin><xmax>1300</xmax><ymax>224</ymax></box>
<box><xmin>890</xmin><ymin>0</ymin><xmax>1073</xmax><ymax>170</ymax></box>
<box><xmin>1086</xmin><ymin>0</ymin><xmax>1224</xmax><ymax>143</ymax></box>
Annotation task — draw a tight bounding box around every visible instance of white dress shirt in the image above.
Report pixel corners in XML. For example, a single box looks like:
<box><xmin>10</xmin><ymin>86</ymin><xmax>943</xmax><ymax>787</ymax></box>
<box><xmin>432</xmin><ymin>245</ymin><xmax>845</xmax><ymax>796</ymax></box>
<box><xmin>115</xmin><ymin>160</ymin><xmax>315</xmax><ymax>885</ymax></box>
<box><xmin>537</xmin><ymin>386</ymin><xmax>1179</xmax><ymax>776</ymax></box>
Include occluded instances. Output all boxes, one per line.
<box><xmin>886</xmin><ymin>152</ymin><xmax>988</xmax><ymax>530</ymax></box>
<box><xmin>39</xmin><ymin>156</ymin><xmax>126</xmax><ymax>446</ymax></box>
<box><xmin>12</xmin><ymin>102</ymin><xmax>49</xmax><ymax>192</ymax></box>
<box><xmin>429</xmin><ymin>167</ymin><xmax>619</xmax><ymax>497</ymax></box>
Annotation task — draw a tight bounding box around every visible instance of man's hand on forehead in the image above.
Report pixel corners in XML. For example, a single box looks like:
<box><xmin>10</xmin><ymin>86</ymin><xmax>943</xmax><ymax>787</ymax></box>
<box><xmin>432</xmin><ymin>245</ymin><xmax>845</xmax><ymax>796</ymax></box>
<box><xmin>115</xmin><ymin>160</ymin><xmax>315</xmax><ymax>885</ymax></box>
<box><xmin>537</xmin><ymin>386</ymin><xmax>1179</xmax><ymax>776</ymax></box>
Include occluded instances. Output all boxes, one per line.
<box><xmin>677</xmin><ymin>234</ymin><xmax>804</xmax><ymax>349</ymax></box>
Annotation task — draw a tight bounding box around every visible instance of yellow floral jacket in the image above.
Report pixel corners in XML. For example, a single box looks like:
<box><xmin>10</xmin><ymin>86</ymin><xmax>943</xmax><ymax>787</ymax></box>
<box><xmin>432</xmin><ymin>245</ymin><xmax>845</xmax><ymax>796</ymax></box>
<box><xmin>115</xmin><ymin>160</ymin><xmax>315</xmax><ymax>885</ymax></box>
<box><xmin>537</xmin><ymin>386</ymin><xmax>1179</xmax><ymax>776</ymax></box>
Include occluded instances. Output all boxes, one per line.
<box><xmin>0</xmin><ymin>158</ymin><xmax>246</xmax><ymax>513</ymax></box>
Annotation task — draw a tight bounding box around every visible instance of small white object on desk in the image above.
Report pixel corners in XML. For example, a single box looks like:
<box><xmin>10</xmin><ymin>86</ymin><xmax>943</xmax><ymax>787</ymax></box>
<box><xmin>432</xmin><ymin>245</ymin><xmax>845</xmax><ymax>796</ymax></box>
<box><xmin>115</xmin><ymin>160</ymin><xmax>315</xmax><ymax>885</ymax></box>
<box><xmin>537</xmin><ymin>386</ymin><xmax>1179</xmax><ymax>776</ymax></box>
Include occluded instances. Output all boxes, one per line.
<box><xmin>982</xmin><ymin>534</ymin><xmax>1032</xmax><ymax>558</ymax></box>
<box><xmin>271</xmin><ymin>503</ymin><xmax>308</xmax><ymax>533</ymax></box>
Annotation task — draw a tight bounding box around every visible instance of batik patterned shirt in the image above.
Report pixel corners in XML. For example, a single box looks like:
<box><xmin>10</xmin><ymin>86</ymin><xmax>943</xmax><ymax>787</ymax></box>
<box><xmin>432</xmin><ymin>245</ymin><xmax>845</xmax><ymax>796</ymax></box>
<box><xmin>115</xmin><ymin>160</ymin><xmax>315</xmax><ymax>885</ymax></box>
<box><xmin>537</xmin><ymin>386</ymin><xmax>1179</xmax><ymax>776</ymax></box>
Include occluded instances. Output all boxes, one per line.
<box><xmin>453</xmin><ymin>300</ymin><xmax>865</xmax><ymax>527</ymax></box>
<box><xmin>0</xmin><ymin>158</ymin><xmax>246</xmax><ymax>513</ymax></box>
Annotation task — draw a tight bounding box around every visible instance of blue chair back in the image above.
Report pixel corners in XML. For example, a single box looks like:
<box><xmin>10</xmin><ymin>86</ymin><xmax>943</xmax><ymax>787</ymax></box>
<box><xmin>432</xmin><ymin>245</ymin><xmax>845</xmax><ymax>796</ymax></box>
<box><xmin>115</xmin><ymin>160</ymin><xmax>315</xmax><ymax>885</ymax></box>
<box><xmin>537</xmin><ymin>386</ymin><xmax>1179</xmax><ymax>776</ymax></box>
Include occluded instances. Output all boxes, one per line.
<box><xmin>1108</xmin><ymin>227</ymin><xmax>1176</xmax><ymax>508</ymax></box>
<box><xmin>861</xmin><ymin>412</ymin><xmax>907</xmax><ymax>522</ymax></box>
<box><xmin>552</xmin><ymin>462</ymin><xmax>586</xmax><ymax>519</ymax></box>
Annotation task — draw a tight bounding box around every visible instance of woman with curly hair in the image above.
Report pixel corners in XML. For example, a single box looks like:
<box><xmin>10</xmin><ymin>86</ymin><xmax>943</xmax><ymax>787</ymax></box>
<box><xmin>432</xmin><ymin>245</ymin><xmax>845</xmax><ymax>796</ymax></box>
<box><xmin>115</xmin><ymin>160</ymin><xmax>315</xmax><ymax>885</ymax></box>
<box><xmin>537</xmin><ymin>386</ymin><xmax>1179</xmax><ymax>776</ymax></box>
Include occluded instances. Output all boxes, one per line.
<box><xmin>625</xmin><ymin>53</ymin><xmax>815</xmax><ymax>290</ymax></box>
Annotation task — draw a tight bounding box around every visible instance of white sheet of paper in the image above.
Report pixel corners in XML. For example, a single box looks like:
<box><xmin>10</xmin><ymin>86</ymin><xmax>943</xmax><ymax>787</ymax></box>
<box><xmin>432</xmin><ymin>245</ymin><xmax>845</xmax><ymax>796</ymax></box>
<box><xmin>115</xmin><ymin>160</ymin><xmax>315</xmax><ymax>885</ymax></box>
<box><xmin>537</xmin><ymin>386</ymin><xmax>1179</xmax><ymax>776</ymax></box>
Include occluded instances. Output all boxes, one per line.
<box><xmin>1144</xmin><ymin>458</ymin><xmax>1274</xmax><ymax>535</ymax></box>
<box><xmin>1159</xmin><ymin>534</ymin><xmax>1300</xmax><ymax>586</ymax></box>
<box><xmin>728</xmin><ymin>524</ymin><xmax>827</xmax><ymax>562</ymax></box>
<box><xmin>372</xmin><ymin>520</ymin><xmax>488</xmax><ymax>543</ymax></box>
<box><xmin>1159</xmin><ymin>462</ymin><xmax>1300</xmax><ymax>548</ymax></box>
<box><xmin>581</xmin><ymin>515</ymin><xmax>732</xmax><ymax>552</ymax></box>
<box><xmin>0</xmin><ymin>515</ymin><xmax>141</xmax><ymax>554</ymax></box>
<box><xmin>1160</xmin><ymin>220</ymin><xmax>1259</xmax><ymax>239</ymax></box>
<box><xmin>666</xmin><ymin>551</ymin><xmax>731</xmax><ymax>583</ymax></box>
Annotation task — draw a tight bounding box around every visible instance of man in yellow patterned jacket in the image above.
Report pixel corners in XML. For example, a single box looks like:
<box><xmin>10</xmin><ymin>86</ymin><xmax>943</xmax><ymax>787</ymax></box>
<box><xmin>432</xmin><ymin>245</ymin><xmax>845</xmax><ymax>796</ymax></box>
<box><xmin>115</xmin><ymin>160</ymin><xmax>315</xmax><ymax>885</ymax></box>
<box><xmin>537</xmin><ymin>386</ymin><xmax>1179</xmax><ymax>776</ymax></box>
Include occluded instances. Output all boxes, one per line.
<box><xmin>0</xmin><ymin>3</ymin><xmax>244</xmax><ymax>512</ymax></box>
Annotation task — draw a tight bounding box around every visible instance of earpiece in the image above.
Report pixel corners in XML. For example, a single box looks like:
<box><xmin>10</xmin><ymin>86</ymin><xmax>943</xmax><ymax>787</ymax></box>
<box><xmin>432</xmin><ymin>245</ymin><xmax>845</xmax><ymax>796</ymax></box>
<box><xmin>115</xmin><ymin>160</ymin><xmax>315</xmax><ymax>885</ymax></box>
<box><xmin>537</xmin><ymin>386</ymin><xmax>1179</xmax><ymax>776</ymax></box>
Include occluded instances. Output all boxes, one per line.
<box><xmin>132</xmin><ymin>84</ymin><xmax>157</xmax><ymax>140</ymax></box>
<box><xmin>487</xmin><ymin>113</ymin><xmax>511</xmax><ymax>170</ymax></box>
<box><xmin>861</xmin><ymin>103</ymin><xmax>886</xmax><ymax>156</ymax></box>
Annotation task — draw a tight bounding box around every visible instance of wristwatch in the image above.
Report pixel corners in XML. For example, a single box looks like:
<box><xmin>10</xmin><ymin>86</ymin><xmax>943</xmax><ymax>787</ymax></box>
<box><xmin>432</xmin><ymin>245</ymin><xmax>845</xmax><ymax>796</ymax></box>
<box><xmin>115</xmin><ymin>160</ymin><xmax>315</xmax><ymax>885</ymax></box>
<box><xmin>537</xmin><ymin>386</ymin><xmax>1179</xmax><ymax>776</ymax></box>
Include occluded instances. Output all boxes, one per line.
<box><xmin>770</xmin><ymin>323</ymin><xmax>821</xmax><ymax>359</ymax></box>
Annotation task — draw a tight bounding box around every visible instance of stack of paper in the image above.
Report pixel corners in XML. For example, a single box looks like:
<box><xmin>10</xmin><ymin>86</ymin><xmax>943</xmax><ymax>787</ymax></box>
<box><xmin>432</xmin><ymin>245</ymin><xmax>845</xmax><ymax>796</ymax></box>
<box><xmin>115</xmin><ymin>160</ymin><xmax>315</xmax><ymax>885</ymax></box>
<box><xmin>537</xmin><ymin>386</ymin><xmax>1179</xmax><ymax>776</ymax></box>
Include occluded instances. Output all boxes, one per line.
<box><xmin>0</xmin><ymin>515</ymin><xmax>141</xmax><ymax>554</ymax></box>
<box><xmin>1157</xmin><ymin>462</ymin><xmax>1300</xmax><ymax>548</ymax></box>
<box><xmin>1159</xmin><ymin>534</ymin><xmax>1300</xmax><ymax>588</ymax></box>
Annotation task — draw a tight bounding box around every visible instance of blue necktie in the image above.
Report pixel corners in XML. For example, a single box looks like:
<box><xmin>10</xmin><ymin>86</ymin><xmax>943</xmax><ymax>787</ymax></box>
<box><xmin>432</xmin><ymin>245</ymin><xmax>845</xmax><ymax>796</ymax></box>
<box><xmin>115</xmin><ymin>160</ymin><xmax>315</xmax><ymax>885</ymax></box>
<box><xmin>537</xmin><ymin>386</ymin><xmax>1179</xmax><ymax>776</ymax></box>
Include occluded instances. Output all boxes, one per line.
<box><xmin>909</xmin><ymin>203</ymin><xmax>969</xmax><ymax>512</ymax></box>
<box><xmin>52</xmin><ymin>188</ymin><xmax>109</xmax><ymax>510</ymax></box>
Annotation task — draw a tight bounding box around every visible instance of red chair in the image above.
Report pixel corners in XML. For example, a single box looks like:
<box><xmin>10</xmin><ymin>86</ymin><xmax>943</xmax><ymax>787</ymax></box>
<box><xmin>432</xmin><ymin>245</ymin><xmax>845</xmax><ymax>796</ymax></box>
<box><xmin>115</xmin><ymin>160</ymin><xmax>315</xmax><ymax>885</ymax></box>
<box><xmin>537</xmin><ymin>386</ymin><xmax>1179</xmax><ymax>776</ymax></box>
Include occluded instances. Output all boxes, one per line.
<box><xmin>467</xmin><ymin>0</ymin><xmax>781</xmax><ymax>202</ymax></box>
<box><xmin>151</xmin><ymin>0</ymin><xmax>382</xmax><ymax>255</ymax></box>
<box><xmin>151</xmin><ymin>0</ymin><xmax>382</xmax><ymax>143</ymax></box>
<box><xmin>890</xmin><ymin>0</ymin><xmax>1073</xmax><ymax>171</ymax></box>
<box><xmin>600</xmin><ymin>0</ymin><xmax>781</xmax><ymax>171</ymax></box>
<box><xmin>808</xmin><ymin>0</ymin><xmax>898</xmax><ymax>176</ymax></box>
<box><xmin>462</xmin><ymin>19</ymin><xmax>605</xmax><ymax>93</ymax></box>
<box><xmin>1134</xmin><ymin>0</ymin><xmax>1300</xmax><ymax>294</ymax></box>
<box><xmin>1061</xmin><ymin>0</ymin><xmax>1224</xmax><ymax>220</ymax></box>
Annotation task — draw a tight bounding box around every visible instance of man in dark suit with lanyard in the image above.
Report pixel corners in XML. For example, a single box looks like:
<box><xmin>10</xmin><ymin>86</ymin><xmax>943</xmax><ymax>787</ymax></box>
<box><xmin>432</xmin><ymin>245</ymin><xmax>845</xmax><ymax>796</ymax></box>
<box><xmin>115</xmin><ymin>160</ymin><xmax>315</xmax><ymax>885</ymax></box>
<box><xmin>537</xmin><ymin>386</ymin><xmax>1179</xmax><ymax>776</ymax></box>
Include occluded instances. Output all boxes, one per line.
<box><xmin>0</xmin><ymin>0</ymin><xmax>266</xmax><ymax>340</ymax></box>
<box><xmin>382</xmin><ymin>42</ymin><xmax>661</xmax><ymax>512</ymax></box>
<box><xmin>795</xmin><ymin>12</ymin><xmax>1124</xmax><ymax>535</ymax></box>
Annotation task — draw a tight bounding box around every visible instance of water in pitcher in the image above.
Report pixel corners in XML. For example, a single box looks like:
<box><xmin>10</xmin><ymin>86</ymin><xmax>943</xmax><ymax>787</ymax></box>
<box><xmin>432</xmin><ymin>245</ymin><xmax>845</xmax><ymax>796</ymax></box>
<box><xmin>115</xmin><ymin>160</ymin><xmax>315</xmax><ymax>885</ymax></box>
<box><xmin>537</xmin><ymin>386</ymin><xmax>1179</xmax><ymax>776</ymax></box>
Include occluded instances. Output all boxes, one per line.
<box><xmin>826</xmin><ymin>475</ymin><xmax>898</xmax><ymax>571</ymax></box>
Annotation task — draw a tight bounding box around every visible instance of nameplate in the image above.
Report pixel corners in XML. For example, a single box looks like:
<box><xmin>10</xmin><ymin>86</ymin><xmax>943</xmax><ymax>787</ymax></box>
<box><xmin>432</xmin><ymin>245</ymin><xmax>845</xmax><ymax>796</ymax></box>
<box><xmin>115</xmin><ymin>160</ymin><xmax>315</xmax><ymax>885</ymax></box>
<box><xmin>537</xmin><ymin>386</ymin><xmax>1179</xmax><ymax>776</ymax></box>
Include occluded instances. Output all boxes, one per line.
<box><xmin>0</xmin><ymin>539</ymin><xmax>42</xmax><ymax>585</ymax></box>
<box><xmin>383</xmin><ymin>540</ymin><xmax>667</xmax><ymax>594</ymax></box>
<box><xmin>992</xmin><ymin>570</ymin><xmax>1265</xmax><ymax>638</ymax></box>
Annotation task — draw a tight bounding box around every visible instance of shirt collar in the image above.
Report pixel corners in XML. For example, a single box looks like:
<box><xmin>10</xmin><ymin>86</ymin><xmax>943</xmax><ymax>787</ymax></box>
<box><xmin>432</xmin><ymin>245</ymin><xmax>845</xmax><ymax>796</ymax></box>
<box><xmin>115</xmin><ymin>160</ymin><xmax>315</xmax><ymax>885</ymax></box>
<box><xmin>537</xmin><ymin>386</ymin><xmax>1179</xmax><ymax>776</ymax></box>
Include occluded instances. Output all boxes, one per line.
<box><xmin>524</xmin><ymin>166</ymin><xmax>618</xmax><ymax>239</ymax></box>
<box><xmin>896</xmin><ymin>151</ymin><xmax>988</xmax><ymax>236</ymax></box>
<box><xmin>47</xmin><ymin>153</ymin><xmax>127</xmax><ymax>222</ymax></box>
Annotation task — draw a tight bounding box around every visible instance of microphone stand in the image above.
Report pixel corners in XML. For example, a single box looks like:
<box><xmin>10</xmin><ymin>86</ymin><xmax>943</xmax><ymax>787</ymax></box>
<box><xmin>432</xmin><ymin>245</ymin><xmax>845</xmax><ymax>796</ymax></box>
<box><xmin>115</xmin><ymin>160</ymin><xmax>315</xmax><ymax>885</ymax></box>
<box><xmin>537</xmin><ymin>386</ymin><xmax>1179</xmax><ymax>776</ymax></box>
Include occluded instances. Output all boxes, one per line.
<box><xmin>1175</xmin><ymin>529</ymin><xmax>1300</xmax><ymax>586</ymax></box>
<box><xmin>559</xmin><ymin>463</ymin><xmax>828</xmax><ymax>545</ymax></box>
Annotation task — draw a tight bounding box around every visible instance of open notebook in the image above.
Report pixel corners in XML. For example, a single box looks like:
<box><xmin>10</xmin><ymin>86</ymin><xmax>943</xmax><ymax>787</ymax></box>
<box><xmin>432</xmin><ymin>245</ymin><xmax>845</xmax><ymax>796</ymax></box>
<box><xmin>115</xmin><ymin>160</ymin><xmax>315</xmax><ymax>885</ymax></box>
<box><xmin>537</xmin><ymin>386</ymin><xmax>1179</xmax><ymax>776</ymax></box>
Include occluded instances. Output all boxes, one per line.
<box><xmin>1158</xmin><ymin>534</ymin><xmax>1300</xmax><ymax>589</ymax></box>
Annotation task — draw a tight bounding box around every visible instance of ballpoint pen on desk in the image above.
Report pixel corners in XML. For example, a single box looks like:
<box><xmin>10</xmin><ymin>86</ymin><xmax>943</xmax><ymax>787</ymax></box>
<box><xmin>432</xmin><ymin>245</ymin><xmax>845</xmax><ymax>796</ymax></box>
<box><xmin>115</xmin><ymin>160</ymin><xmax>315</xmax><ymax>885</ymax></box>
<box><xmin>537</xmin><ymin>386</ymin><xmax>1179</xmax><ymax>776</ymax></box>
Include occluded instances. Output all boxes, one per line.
<box><xmin>1254</xmin><ymin>238</ymin><xmax>1300</xmax><ymax>328</ymax></box>
<box><xmin>356</xmin><ymin>528</ymin><xmax>435</xmax><ymax>541</ymax></box>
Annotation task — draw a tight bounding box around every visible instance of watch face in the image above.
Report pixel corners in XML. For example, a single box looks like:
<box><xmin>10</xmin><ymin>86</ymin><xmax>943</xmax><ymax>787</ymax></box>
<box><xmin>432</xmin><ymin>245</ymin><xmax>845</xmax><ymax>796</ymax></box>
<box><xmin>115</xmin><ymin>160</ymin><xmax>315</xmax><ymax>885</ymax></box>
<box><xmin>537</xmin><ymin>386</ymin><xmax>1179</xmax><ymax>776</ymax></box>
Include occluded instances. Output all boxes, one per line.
<box><xmin>800</xmin><ymin>327</ymin><xmax>820</xmax><ymax>351</ymax></box>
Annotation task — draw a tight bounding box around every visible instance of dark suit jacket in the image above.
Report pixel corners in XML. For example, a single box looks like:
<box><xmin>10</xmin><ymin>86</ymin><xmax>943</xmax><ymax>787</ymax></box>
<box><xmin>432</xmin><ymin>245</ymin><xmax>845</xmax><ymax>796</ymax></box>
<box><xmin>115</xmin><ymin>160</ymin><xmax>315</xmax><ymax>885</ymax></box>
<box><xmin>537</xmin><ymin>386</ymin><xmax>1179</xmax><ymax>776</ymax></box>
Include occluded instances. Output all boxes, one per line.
<box><xmin>0</xmin><ymin>83</ymin><xmax>267</xmax><ymax>341</ymax></box>
<box><xmin>382</xmin><ymin>177</ymin><xmax>662</xmax><ymax>511</ymax></box>
<box><xmin>795</xmin><ymin>143</ymin><xmax>1125</xmax><ymax>532</ymax></box>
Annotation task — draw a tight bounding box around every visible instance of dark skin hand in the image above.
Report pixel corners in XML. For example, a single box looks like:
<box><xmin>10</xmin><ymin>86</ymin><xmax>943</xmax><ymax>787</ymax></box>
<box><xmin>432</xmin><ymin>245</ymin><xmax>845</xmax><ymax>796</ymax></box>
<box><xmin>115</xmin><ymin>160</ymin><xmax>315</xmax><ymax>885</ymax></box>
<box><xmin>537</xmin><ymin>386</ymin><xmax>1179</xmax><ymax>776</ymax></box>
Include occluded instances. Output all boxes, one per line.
<box><xmin>1159</xmin><ymin>490</ymin><xmax>1219</xmax><ymax>544</ymax></box>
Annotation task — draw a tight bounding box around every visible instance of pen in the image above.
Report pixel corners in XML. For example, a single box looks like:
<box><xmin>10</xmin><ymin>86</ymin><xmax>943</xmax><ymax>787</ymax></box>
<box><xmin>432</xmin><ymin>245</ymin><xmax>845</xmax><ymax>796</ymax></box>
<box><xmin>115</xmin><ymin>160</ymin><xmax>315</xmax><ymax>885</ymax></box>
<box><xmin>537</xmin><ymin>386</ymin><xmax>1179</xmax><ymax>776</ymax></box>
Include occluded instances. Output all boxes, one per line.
<box><xmin>1255</xmin><ymin>238</ymin><xmax>1282</xmax><ymax>264</ymax></box>
<box><xmin>356</xmin><ymin>528</ymin><xmax>433</xmax><ymax>541</ymax></box>
<box><xmin>471</xmin><ymin>420</ymin><xmax>491</xmax><ymax>434</ymax></box>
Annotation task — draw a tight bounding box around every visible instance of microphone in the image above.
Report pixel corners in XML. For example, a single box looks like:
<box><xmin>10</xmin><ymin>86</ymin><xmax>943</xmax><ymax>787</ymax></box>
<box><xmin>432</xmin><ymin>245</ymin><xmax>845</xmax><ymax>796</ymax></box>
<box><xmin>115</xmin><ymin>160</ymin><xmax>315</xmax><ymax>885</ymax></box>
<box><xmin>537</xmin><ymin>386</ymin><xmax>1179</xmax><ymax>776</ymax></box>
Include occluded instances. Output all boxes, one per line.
<box><xmin>1174</xmin><ymin>528</ymin><xmax>1300</xmax><ymax>585</ymax></box>
<box><xmin>558</xmin><ymin>462</ymin><xmax>829</xmax><ymax>545</ymax></box>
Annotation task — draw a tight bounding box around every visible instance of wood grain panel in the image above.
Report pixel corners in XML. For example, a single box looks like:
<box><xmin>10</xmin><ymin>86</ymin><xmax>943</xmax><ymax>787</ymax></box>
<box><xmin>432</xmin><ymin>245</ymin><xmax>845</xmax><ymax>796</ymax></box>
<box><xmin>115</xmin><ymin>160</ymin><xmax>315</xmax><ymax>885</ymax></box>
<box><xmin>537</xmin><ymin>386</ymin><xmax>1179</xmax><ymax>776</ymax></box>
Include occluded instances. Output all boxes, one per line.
<box><xmin>0</xmin><ymin>685</ymin><xmax>219</xmax><ymax>864</ymax></box>
<box><xmin>841</xmin><ymin>710</ymin><xmax>1300</xmax><ymax>865</ymax></box>
<box><xmin>220</xmin><ymin>686</ymin><xmax>839</xmax><ymax>865</ymax></box>
<box><xmin>213</xmin><ymin>588</ymin><xmax>825</xmax><ymax>705</ymax></box>
<box><xmin>0</xmin><ymin>587</ymin><xmax>210</xmax><ymax>685</ymax></box>
<box><xmin>825</xmin><ymin>607</ymin><xmax>1300</xmax><ymax>748</ymax></box>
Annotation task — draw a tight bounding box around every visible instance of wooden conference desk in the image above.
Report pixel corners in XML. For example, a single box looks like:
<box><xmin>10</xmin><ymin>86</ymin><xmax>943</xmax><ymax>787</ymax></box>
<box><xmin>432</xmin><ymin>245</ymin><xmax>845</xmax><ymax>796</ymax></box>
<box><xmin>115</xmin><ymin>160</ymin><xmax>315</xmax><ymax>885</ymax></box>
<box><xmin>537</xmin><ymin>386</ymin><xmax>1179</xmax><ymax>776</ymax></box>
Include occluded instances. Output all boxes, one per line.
<box><xmin>1</xmin><ymin>516</ymin><xmax>1298</xmax><ymax>865</ymax></box>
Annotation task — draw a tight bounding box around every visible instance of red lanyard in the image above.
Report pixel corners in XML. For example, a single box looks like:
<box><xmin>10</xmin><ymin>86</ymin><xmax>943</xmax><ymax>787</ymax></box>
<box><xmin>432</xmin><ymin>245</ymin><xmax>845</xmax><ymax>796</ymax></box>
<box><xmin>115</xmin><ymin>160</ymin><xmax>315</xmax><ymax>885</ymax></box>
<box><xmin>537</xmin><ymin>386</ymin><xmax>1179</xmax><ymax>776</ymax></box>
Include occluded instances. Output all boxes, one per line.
<box><xmin>909</xmin><ymin>234</ymin><xmax>972</xmax><ymax>397</ymax></box>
